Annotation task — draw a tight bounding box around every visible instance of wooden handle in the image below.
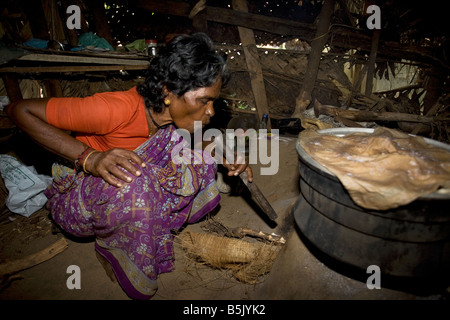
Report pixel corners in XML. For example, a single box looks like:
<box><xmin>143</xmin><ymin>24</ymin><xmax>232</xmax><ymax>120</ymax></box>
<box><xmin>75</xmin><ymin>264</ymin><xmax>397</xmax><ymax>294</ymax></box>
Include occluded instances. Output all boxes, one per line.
<box><xmin>240</xmin><ymin>171</ymin><xmax>278</xmax><ymax>222</ymax></box>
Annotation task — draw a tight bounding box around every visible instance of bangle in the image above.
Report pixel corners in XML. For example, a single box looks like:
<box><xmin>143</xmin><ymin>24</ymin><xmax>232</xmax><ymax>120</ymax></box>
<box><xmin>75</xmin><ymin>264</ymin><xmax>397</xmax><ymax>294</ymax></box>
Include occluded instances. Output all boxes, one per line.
<box><xmin>82</xmin><ymin>150</ymin><xmax>98</xmax><ymax>174</ymax></box>
<box><xmin>74</xmin><ymin>147</ymin><xmax>93</xmax><ymax>171</ymax></box>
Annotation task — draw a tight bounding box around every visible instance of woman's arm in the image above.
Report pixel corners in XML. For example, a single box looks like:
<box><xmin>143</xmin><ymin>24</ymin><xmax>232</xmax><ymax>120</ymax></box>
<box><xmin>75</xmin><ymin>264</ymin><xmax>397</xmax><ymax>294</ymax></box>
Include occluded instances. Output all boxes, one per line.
<box><xmin>5</xmin><ymin>99</ymin><xmax>146</xmax><ymax>187</ymax></box>
<box><xmin>5</xmin><ymin>98</ymin><xmax>86</xmax><ymax>161</ymax></box>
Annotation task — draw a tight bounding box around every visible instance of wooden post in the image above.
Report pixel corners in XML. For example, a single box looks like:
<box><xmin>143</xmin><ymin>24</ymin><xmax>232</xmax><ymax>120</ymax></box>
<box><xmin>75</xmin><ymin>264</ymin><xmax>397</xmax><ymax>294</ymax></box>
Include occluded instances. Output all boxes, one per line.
<box><xmin>232</xmin><ymin>0</ymin><xmax>271</xmax><ymax>129</ymax></box>
<box><xmin>87</xmin><ymin>0</ymin><xmax>115</xmax><ymax>47</ymax></box>
<box><xmin>292</xmin><ymin>0</ymin><xmax>335</xmax><ymax>117</ymax></box>
<box><xmin>190</xmin><ymin>0</ymin><xmax>209</xmax><ymax>33</ymax></box>
<box><xmin>346</xmin><ymin>62</ymin><xmax>368</xmax><ymax>109</ymax></box>
<box><xmin>422</xmin><ymin>66</ymin><xmax>444</xmax><ymax>115</ymax></box>
<box><xmin>21</xmin><ymin>0</ymin><xmax>49</xmax><ymax>40</ymax></box>
<box><xmin>44</xmin><ymin>79</ymin><xmax>63</xmax><ymax>98</ymax></box>
<box><xmin>192</xmin><ymin>10</ymin><xmax>209</xmax><ymax>33</ymax></box>
<box><xmin>2</xmin><ymin>75</ymin><xmax>23</xmax><ymax>103</ymax></box>
<box><xmin>364</xmin><ymin>29</ymin><xmax>380</xmax><ymax>96</ymax></box>
<box><xmin>1</xmin><ymin>76</ymin><xmax>22</xmax><ymax>130</ymax></box>
<box><xmin>59</xmin><ymin>0</ymin><xmax>79</xmax><ymax>47</ymax></box>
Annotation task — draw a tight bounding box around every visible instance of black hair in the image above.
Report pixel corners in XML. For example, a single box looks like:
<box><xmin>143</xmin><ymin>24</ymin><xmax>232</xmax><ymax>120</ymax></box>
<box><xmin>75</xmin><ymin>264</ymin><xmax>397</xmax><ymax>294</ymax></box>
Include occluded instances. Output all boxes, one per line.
<box><xmin>137</xmin><ymin>33</ymin><xmax>229</xmax><ymax>113</ymax></box>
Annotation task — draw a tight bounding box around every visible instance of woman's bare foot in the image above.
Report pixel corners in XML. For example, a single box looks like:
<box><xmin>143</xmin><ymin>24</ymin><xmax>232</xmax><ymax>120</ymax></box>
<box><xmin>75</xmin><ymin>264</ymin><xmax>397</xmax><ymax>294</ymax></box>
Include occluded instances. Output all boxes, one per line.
<box><xmin>95</xmin><ymin>251</ymin><xmax>117</xmax><ymax>283</ymax></box>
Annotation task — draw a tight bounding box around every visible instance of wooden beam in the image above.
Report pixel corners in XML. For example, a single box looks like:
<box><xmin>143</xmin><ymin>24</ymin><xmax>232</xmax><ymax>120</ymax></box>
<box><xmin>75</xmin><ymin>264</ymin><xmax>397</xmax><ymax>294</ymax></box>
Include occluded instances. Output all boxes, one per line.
<box><xmin>232</xmin><ymin>0</ymin><xmax>271</xmax><ymax>129</ymax></box>
<box><xmin>0</xmin><ymin>65</ymin><xmax>149</xmax><ymax>74</ymax></box>
<box><xmin>204</xmin><ymin>6</ymin><xmax>316</xmax><ymax>38</ymax></box>
<box><xmin>132</xmin><ymin>0</ymin><xmax>441</xmax><ymax>68</ymax></box>
<box><xmin>313</xmin><ymin>100</ymin><xmax>441</xmax><ymax>124</ymax></box>
<box><xmin>17</xmin><ymin>54</ymin><xmax>149</xmax><ymax>66</ymax></box>
<box><xmin>132</xmin><ymin>0</ymin><xmax>315</xmax><ymax>38</ymax></box>
<box><xmin>191</xmin><ymin>1</ymin><xmax>209</xmax><ymax>33</ymax></box>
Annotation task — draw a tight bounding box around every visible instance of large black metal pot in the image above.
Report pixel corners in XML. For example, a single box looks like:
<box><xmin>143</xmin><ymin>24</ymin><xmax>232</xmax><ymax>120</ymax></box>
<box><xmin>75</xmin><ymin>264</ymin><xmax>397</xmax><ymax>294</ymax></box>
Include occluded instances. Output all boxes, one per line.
<box><xmin>294</xmin><ymin>128</ymin><xmax>450</xmax><ymax>278</ymax></box>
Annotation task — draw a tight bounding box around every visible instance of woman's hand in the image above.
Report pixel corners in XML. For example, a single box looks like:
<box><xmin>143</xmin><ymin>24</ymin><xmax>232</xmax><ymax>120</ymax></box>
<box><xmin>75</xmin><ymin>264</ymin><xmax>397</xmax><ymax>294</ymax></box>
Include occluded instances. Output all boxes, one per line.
<box><xmin>84</xmin><ymin>148</ymin><xmax>147</xmax><ymax>187</ymax></box>
<box><xmin>222</xmin><ymin>150</ymin><xmax>253</xmax><ymax>183</ymax></box>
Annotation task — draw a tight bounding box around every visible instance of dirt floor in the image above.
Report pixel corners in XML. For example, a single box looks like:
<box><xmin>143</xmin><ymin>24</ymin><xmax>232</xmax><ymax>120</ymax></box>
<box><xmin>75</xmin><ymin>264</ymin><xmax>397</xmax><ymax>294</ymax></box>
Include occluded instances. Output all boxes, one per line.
<box><xmin>0</xmin><ymin>130</ymin><xmax>449</xmax><ymax>302</ymax></box>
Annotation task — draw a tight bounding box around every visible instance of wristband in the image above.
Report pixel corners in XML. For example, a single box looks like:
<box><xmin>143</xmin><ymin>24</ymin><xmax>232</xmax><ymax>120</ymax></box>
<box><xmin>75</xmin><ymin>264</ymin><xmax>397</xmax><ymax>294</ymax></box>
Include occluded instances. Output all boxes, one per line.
<box><xmin>74</xmin><ymin>147</ymin><xmax>93</xmax><ymax>171</ymax></box>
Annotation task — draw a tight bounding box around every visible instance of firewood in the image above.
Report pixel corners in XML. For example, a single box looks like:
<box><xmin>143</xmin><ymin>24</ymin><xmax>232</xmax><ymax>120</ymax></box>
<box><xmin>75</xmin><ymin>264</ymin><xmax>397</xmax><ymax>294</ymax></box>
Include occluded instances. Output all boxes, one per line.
<box><xmin>229</xmin><ymin>227</ymin><xmax>286</xmax><ymax>244</ymax></box>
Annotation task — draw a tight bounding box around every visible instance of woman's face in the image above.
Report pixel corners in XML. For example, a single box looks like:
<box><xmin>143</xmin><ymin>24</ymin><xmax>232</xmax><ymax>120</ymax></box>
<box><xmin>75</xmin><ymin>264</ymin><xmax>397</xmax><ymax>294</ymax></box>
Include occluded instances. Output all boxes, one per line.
<box><xmin>168</xmin><ymin>78</ymin><xmax>222</xmax><ymax>133</ymax></box>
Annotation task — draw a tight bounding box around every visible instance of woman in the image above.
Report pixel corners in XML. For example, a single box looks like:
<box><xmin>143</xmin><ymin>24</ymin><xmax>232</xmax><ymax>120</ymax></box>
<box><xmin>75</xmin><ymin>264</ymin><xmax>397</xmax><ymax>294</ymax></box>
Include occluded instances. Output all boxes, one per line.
<box><xmin>6</xmin><ymin>33</ymin><xmax>252</xmax><ymax>299</ymax></box>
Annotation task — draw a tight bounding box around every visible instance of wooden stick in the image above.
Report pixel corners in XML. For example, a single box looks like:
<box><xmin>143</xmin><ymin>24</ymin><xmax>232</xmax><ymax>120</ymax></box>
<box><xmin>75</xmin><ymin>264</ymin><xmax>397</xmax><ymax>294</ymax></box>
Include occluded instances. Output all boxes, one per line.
<box><xmin>229</xmin><ymin>227</ymin><xmax>286</xmax><ymax>244</ymax></box>
<box><xmin>0</xmin><ymin>238</ymin><xmax>68</xmax><ymax>277</ymax></box>
<box><xmin>210</xmin><ymin>139</ymin><xmax>278</xmax><ymax>223</ymax></box>
<box><xmin>314</xmin><ymin>99</ymin><xmax>438</xmax><ymax>123</ymax></box>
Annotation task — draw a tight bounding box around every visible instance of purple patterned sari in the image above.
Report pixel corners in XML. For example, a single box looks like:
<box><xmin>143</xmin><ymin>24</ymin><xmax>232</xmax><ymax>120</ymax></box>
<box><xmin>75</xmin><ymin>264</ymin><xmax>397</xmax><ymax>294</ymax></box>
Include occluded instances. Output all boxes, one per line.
<box><xmin>44</xmin><ymin>125</ymin><xmax>220</xmax><ymax>299</ymax></box>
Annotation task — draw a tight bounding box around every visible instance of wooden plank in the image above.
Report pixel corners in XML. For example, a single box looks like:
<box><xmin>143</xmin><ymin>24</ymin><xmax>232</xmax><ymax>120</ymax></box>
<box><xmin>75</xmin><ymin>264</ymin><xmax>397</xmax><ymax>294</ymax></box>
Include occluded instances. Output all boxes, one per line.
<box><xmin>0</xmin><ymin>64</ymin><xmax>149</xmax><ymax>74</ymax></box>
<box><xmin>17</xmin><ymin>54</ymin><xmax>149</xmax><ymax>66</ymax></box>
<box><xmin>232</xmin><ymin>0</ymin><xmax>271</xmax><ymax>129</ymax></box>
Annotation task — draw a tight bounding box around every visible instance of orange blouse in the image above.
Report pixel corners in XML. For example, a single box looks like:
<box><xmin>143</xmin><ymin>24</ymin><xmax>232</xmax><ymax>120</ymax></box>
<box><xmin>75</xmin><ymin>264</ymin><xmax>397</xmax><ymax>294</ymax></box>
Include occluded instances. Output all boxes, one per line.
<box><xmin>46</xmin><ymin>87</ymin><xmax>149</xmax><ymax>151</ymax></box>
